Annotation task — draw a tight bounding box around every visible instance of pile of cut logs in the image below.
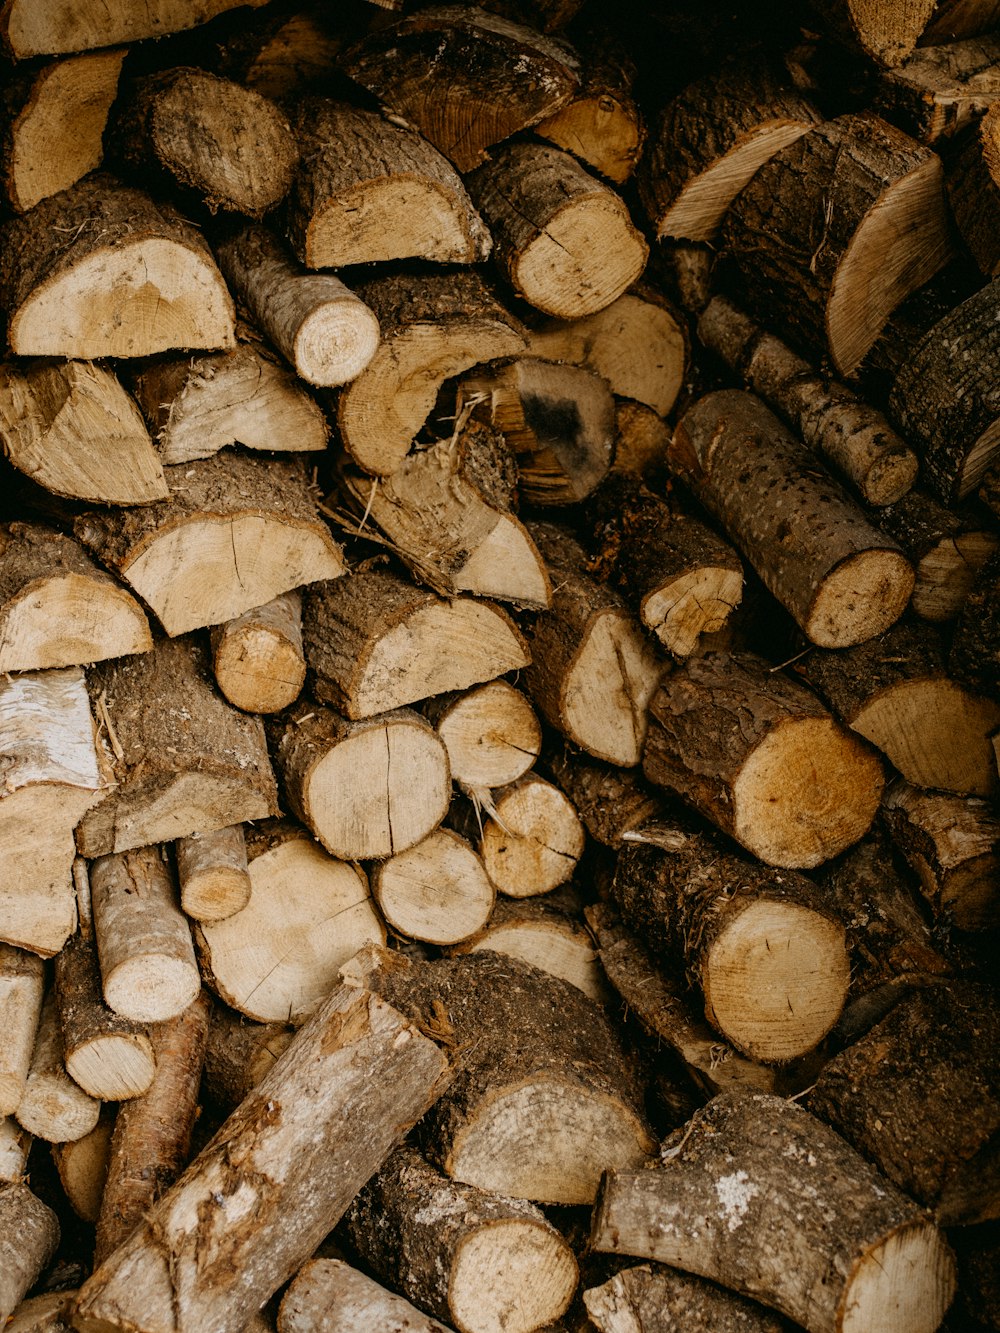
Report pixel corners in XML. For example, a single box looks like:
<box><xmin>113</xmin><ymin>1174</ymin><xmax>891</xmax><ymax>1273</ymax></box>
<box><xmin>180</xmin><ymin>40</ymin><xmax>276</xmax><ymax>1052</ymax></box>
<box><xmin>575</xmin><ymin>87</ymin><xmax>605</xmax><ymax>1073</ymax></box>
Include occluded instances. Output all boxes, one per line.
<box><xmin>1</xmin><ymin>0</ymin><xmax>1000</xmax><ymax>1329</ymax></box>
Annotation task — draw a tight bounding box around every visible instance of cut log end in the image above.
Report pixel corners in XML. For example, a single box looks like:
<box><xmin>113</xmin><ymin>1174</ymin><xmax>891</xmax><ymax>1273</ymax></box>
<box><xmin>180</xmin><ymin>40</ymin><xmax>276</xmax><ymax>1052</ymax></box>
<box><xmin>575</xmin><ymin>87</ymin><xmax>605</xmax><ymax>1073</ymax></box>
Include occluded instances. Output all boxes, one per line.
<box><xmin>563</xmin><ymin>610</ymin><xmax>663</xmax><ymax>766</ymax></box>
<box><xmin>293</xmin><ymin>300</ymin><xmax>380</xmax><ymax>388</ymax></box>
<box><xmin>840</xmin><ymin>1220</ymin><xmax>956</xmax><ymax>1333</ymax></box>
<box><xmin>450</xmin><ymin>1220</ymin><xmax>579</xmax><ymax>1333</ymax></box>
<box><xmin>841</xmin><ymin>0</ymin><xmax>941</xmax><ymax>66</ymax></box>
<box><xmin>305</xmin><ymin>180</ymin><xmax>487</xmax><ymax>269</ymax></box>
<box><xmin>103</xmin><ymin>955</ymin><xmax>201</xmax><ymax>1025</ymax></box>
<box><xmin>643</xmin><ymin>566</ymin><xmax>744</xmax><ymax>657</ymax></box>
<box><xmin>373</xmin><ymin>830</ymin><xmax>494</xmax><ymax>946</ymax></box>
<box><xmin>64</xmin><ymin>1034</ymin><xmax>156</xmax><ymax>1102</ymax></box>
<box><xmin>0</xmin><ymin>572</ymin><xmax>152</xmax><ymax>673</ymax></box>
<box><xmin>805</xmin><ymin>548</ymin><xmax>915</xmax><ymax>648</ymax></box>
<box><xmin>434</xmin><ymin>681</ymin><xmax>541</xmax><ymax>789</ymax></box>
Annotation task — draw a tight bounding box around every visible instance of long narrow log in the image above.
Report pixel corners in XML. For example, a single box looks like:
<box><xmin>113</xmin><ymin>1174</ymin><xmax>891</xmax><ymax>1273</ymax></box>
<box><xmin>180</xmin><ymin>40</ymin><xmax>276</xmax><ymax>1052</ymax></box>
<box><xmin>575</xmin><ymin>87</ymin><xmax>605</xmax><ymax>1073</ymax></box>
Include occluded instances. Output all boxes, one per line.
<box><xmin>0</xmin><ymin>945</ymin><xmax>44</xmax><ymax>1117</ymax></box>
<box><xmin>0</xmin><ymin>1182</ymin><xmax>60</xmax><ymax>1325</ymax></box>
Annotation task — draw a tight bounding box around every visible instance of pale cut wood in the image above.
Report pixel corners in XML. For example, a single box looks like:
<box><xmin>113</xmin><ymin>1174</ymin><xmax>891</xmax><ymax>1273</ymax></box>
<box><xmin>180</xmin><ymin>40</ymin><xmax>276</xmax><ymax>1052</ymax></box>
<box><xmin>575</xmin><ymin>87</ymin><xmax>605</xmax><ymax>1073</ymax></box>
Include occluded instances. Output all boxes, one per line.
<box><xmin>670</xmin><ymin>391</ymin><xmax>915</xmax><ymax>647</ymax></box>
<box><xmin>302</xmin><ymin>570</ymin><xmax>529</xmax><ymax>721</ymax></box>
<box><xmin>75</xmin><ymin>450</ymin><xmax>344</xmax><ymax>637</ymax></box>
<box><xmin>613</xmin><ymin>399</ymin><xmax>672</xmax><ymax>477</ymax></box>
<box><xmin>5</xmin><ymin>1291</ymin><xmax>75</xmax><ymax>1332</ymax></box>
<box><xmin>0</xmin><ymin>945</ymin><xmax>44</xmax><ymax>1116</ymax></box>
<box><xmin>214</xmin><ymin>225</ymin><xmax>379</xmax><ymax>388</ymax></box>
<box><xmin>337</xmin><ymin>270</ymin><xmax>525</xmax><ymax>477</ymax></box>
<box><xmin>90</xmin><ymin>847</ymin><xmax>201</xmax><ymax>1024</ymax></box>
<box><xmin>210</xmin><ymin>591</ymin><xmax>306</xmax><ymax>716</ymax></box>
<box><xmin>0</xmin><ymin>174</ymin><xmax>236</xmax><ymax>359</ymax></box>
<box><xmin>0</xmin><ymin>1117</ymin><xmax>30</xmax><ymax>1182</ymax></box>
<box><xmin>196</xmin><ymin>821</ymin><xmax>384</xmax><ymax>1024</ymax></box>
<box><xmin>279</xmin><ymin>1261</ymin><xmax>451</xmax><ymax>1333</ymax></box>
<box><xmin>0</xmin><ymin>1182</ymin><xmax>59</xmax><ymax>1326</ymax></box>
<box><xmin>585</xmin><ymin>1264</ymin><xmax>789</xmax><ymax>1333</ymax></box>
<box><xmin>425</xmin><ymin>681</ymin><xmax>541</xmax><ymax>789</ymax></box>
<box><xmin>129</xmin><ymin>337</ymin><xmax>329</xmax><ymax>466</ymax></box>
<box><xmin>805</xmin><ymin>0</ymin><xmax>939</xmax><ymax>66</ymax></box>
<box><xmin>175</xmin><ymin>825</ymin><xmax>252</xmax><ymax>923</ymax></box>
<box><xmin>0</xmin><ymin>359</ymin><xmax>167</xmax><ymax>505</ymax></box>
<box><xmin>76</xmin><ymin>634</ymin><xmax>279</xmax><ymax>859</ymax></box>
<box><xmin>53</xmin><ymin>1108</ymin><xmax>113</xmax><ymax>1223</ymax></box>
<box><xmin>591</xmin><ymin>1091</ymin><xmax>956</xmax><ymax>1333</ymax></box>
<box><xmin>0</xmin><ymin>667</ymin><xmax>104</xmax><ymax>956</ymax></box>
<box><xmin>477</xmin><ymin>773</ymin><xmax>586</xmax><ymax>899</ymax></box>
<box><xmin>273</xmin><ymin>707</ymin><xmax>451</xmax><ymax>861</ymax></box>
<box><xmin>15</xmin><ymin>993</ymin><xmax>100</xmax><ymax>1143</ymax></box>
<box><xmin>0</xmin><ymin>0</ymin><xmax>270</xmax><ymax>57</ymax></box>
<box><xmin>1</xmin><ymin>48</ymin><xmax>125</xmax><ymax>212</ymax></box>
<box><xmin>71</xmin><ymin>977</ymin><xmax>451</xmax><ymax>1333</ymax></box>
<box><xmin>0</xmin><ymin>522</ymin><xmax>151</xmax><ymax>673</ymax></box>
<box><xmin>203</xmin><ymin>1004</ymin><xmax>294</xmax><ymax>1114</ymax></box>
<box><xmin>874</xmin><ymin>34</ymin><xmax>1000</xmax><ymax>143</ymax></box>
<box><xmin>287</xmin><ymin>99</ymin><xmax>490</xmax><ymax>267</ymax></box>
<box><xmin>373</xmin><ymin>829</ymin><xmax>495</xmax><ymax>947</ymax></box>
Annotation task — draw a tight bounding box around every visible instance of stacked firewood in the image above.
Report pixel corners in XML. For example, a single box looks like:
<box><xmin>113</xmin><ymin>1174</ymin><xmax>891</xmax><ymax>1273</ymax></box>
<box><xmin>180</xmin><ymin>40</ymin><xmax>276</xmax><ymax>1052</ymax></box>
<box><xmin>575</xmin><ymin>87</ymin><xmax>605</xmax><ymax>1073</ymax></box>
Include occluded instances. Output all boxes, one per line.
<box><xmin>1</xmin><ymin>0</ymin><xmax>999</xmax><ymax>1330</ymax></box>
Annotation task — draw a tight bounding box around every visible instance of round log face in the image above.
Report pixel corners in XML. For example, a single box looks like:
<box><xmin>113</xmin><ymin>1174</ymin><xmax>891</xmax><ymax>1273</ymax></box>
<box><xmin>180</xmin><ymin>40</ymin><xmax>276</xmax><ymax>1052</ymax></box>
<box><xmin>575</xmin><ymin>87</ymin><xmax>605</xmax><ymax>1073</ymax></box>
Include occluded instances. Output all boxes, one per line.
<box><xmin>435</xmin><ymin>682</ymin><xmax>541</xmax><ymax>788</ymax></box>
<box><xmin>451</xmin><ymin>1220</ymin><xmax>579</xmax><ymax>1333</ymax></box>
<box><xmin>804</xmin><ymin>549</ymin><xmax>915</xmax><ymax>648</ymax></box>
<box><xmin>841</xmin><ymin>1221</ymin><xmax>957</xmax><ymax>1333</ymax></box>
<box><xmin>373</xmin><ymin>830</ymin><xmax>494</xmax><ymax>946</ymax></box>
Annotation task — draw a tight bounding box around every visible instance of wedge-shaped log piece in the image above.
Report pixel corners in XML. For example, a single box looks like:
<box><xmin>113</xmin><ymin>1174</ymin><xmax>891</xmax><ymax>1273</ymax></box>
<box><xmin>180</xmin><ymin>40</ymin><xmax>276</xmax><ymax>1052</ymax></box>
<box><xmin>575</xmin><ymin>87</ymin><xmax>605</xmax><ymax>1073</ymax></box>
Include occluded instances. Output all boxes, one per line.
<box><xmin>338</xmin><ymin>418</ymin><xmax>550</xmax><ymax>607</ymax></box>
<box><xmin>357</xmin><ymin>948</ymin><xmax>653</xmax><ymax>1205</ymax></box>
<box><xmin>109</xmin><ymin>68</ymin><xmax>297</xmax><ymax>218</ymax></box>
<box><xmin>175</xmin><ymin>825</ymin><xmax>251</xmax><ymax>923</ymax></box>
<box><xmin>215</xmin><ymin>225</ymin><xmax>379</xmax><ymax>388</ymax></box>
<box><xmin>0</xmin><ymin>945</ymin><xmax>44</xmax><ymax>1117</ymax></box>
<box><xmin>523</xmin><ymin>522</ymin><xmax>663</xmax><ymax>766</ymax></box>
<box><xmin>797</xmin><ymin>620</ymin><xmax>1000</xmax><ymax>797</ymax></box>
<box><xmin>71</xmin><ymin>973</ymin><xmax>451</xmax><ymax>1333</ymax></box>
<box><xmin>345</xmin><ymin>1144</ymin><xmax>578</xmax><ymax>1333</ymax></box>
<box><xmin>585</xmin><ymin>1265</ymin><xmax>790</xmax><ymax>1333</ymax></box>
<box><xmin>341</xmin><ymin>6</ymin><xmax>579</xmax><ymax>173</ymax></box>
<box><xmin>0</xmin><ymin>48</ymin><xmax>125</xmax><ymax>213</ymax></box>
<box><xmin>0</xmin><ymin>667</ymin><xmax>105</xmax><ymax>956</ymax></box>
<box><xmin>425</xmin><ymin>681</ymin><xmax>541</xmax><ymax>790</ymax></box>
<box><xmin>196</xmin><ymin>820</ymin><xmax>385</xmax><ymax>1024</ymax></box>
<box><xmin>15</xmin><ymin>993</ymin><xmax>100</xmax><ymax>1143</ymax></box>
<box><xmin>372</xmin><ymin>830</ymin><xmax>494</xmax><ymax>947</ymax></box>
<box><xmin>214</xmin><ymin>8</ymin><xmax>346</xmax><ymax>101</ymax></box>
<box><xmin>76</xmin><ymin>635</ymin><xmax>278</xmax><ymax>859</ymax></box>
<box><xmin>302</xmin><ymin>570</ymin><xmax>529</xmax><ymax>720</ymax></box>
<box><xmin>723</xmin><ymin>113</ymin><xmax>952</xmax><ymax>377</ymax></box>
<box><xmin>287</xmin><ymin>100</ymin><xmax>490</xmax><ymax>267</ymax></box>
<box><xmin>593</xmin><ymin>1091</ymin><xmax>957</xmax><ymax>1333</ymax></box>
<box><xmin>643</xmin><ymin>651</ymin><xmax>885</xmax><ymax>869</ymax></box>
<box><xmin>0</xmin><ymin>174</ymin><xmax>236</xmax><ymax>359</ymax></box>
<box><xmin>0</xmin><ymin>1182</ymin><xmax>59</xmax><ymax>1326</ymax></box>
<box><xmin>947</xmin><ymin>102</ymin><xmax>1000</xmax><ymax>277</ymax></box>
<box><xmin>466</xmin><ymin>143</ymin><xmax>648</xmax><ymax>319</ymax></box>
<box><xmin>0</xmin><ymin>0</ymin><xmax>270</xmax><ymax>58</ymax></box>
<box><xmin>280</xmin><ymin>1261</ymin><xmax>451</xmax><ymax>1333</ymax></box>
<box><xmin>639</xmin><ymin>57</ymin><xmax>819</xmax><ymax>242</ymax></box>
<box><xmin>671</xmin><ymin>391</ymin><xmax>914</xmax><ymax>647</ymax></box>
<box><xmin>0</xmin><ymin>522</ymin><xmax>151</xmax><ymax>673</ymax></box>
<box><xmin>75</xmin><ymin>450</ymin><xmax>344</xmax><ymax>636</ymax></box>
<box><xmin>877</xmin><ymin>489</ymin><xmax>999</xmax><ymax>622</ymax></box>
<box><xmin>809</xmin><ymin>981</ymin><xmax>1000</xmax><ymax>1226</ymax></box>
<box><xmin>129</xmin><ymin>336</ymin><xmax>329</xmax><ymax>466</ymax></box>
<box><xmin>472</xmin><ymin>773</ymin><xmax>585</xmax><ymax>899</ymax></box>
<box><xmin>337</xmin><ymin>270</ymin><xmax>525</xmax><ymax>476</ymax></box>
<box><xmin>273</xmin><ymin>707</ymin><xmax>451</xmax><ymax>860</ymax></box>
<box><xmin>805</xmin><ymin>0</ymin><xmax>939</xmax><ymax>66</ymax></box>
<box><xmin>874</xmin><ymin>34</ymin><xmax>1000</xmax><ymax>144</ymax></box>
<box><xmin>0</xmin><ymin>359</ymin><xmax>166</xmax><ymax>505</ymax></box>
<box><xmin>613</xmin><ymin>823</ymin><xmax>850</xmax><ymax>1064</ymax></box>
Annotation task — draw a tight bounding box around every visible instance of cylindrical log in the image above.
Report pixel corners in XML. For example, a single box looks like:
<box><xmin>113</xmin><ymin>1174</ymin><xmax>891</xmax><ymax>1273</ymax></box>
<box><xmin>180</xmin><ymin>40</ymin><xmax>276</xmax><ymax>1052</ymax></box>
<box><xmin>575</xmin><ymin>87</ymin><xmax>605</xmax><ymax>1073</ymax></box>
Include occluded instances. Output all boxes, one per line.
<box><xmin>278</xmin><ymin>1260</ymin><xmax>451</xmax><ymax>1333</ymax></box>
<box><xmin>544</xmin><ymin>750</ymin><xmax>664</xmax><ymax>849</ymax></box>
<box><xmin>175</xmin><ymin>824</ymin><xmax>252</xmax><ymax>923</ymax></box>
<box><xmin>0</xmin><ymin>944</ymin><xmax>45</xmax><ymax>1116</ymax></box>
<box><xmin>210</xmin><ymin>592</ymin><xmax>306</xmax><ymax>716</ymax></box>
<box><xmin>372</xmin><ymin>829</ymin><xmax>495</xmax><ymax>947</ymax></box>
<box><xmin>424</xmin><ymin>682</ymin><xmax>540</xmax><ymax>791</ymax></box>
<box><xmin>52</xmin><ymin>1106</ymin><xmax>114</xmax><ymax>1223</ymax></box>
<box><xmin>15</xmin><ymin>992</ymin><xmax>101</xmax><ymax>1144</ymax></box>
<box><xmin>203</xmin><ymin>1003</ymin><xmax>294</xmax><ymax>1114</ymax></box>
<box><xmin>0</xmin><ymin>1181</ymin><xmax>60</xmax><ymax>1325</ymax></box>
<box><xmin>584</xmin><ymin>1264</ymin><xmax>790</xmax><ymax>1332</ymax></box>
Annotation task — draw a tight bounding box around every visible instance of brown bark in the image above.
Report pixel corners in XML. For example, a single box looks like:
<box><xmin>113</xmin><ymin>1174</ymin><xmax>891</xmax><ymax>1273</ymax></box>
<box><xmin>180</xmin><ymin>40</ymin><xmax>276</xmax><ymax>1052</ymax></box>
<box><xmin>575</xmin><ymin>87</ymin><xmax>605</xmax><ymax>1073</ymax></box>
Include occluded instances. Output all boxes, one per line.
<box><xmin>203</xmin><ymin>1001</ymin><xmax>293</xmax><ymax>1115</ymax></box>
<box><xmin>425</xmin><ymin>680</ymin><xmax>541</xmax><ymax>790</ymax></box>
<box><xmin>15</xmin><ymin>993</ymin><xmax>101</xmax><ymax>1144</ymax></box>
<box><xmin>950</xmin><ymin>547</ymin><xmax>1000</xmax><ymax>688</ymax></box>
<box><xmin>0</xmin><ymin>1181</ymin><xmax>60</xmax><ymax>1324</ymax></box>
<box><xmin>544</xmin><ymin>750</ymin><xmax>664</xmax><ymax>849</ymax></box>
<box><xmin>584</xmin><ymin>1264</ymin><xmax>791</xmax><ymax>1332</ymax></box>
<box><xmin>874</xmin><ymin>34</ymin><xmax>1000</xmax><ymax>143</ymax></box>
<box><xmin>922</xmin><ymin>0</ymin><xmax>1000</xmax><ymax>42</ymax></box>
<box><xmin>805</xmin><ymin>0</ymin><xmax>938</xmax><ymax>66</ymax></box>
<box><xmin>0</xmin><ymin>0</ymin><xmax>270</xmax><ymax>58</ymax></box>
<box><xmin>947</xmin><ymin>103</ymin><xmax>1000</xmax><ymax>277</ymax></box>
<box><xmin>175</xmin><ymin>824</ymin><xmax>252</xmax><ymax>922</ymax></box>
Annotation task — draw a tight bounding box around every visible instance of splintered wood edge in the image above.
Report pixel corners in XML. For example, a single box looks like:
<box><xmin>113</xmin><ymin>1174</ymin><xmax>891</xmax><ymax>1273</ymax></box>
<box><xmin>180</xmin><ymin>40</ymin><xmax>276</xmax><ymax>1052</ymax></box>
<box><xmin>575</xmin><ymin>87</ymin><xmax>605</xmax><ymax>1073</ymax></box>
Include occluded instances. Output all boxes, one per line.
<box><xmin>0</xmin><ymin>574</ymin><xmax>152</xmax><ymax>673</ymax></box>
<box><xmin>913</xmin><ymin>530</ymin><xmax>1000</xmax><ymax>621</ymax></box>
<box><xmin>562</xmin><ymin>609</ymin><xmax>664</xmax><ymax>766</ymax></box>
<box><xmin>840</xmin><ymin>1220</ymin><xmax>956</xmax><ymax>1333</ymax></box>
<box><xmin>804</xmin><ymin>548</ymin><xmax>915</xmax><ymax>648</ymax></box>
<box><xmin>451</xmin><ymin>1219</ymin><xmax>579</xmax><ymax>1333</ymax></box>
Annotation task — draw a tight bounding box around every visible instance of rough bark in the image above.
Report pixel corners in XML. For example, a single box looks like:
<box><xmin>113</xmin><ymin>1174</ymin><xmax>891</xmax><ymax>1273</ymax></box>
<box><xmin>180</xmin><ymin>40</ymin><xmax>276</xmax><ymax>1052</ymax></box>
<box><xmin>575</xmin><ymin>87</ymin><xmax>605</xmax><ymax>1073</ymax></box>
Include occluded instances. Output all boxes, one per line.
<box><xmin>0</xmin><ymin>1182</ymin><xmax>59</xmax><ymax>1325</ymax></box>
<box><xmin>875</xmin><ymin>489</ymin><xmax>999</xmax><ymax>621</ymax></box>
<box><xmin>278</xmin><ymin>1261</ymin><xmax>451</xmax><ymax>1333</ymax></box>
<box><xmin>175</xmin><ymin>824</ymin><xmax>251</xmax><ymax>923</ymax></box>
<box><xmin>584</xmin><ymin>1264</ymin><xmax>792</xmax><ymax>1333</ymax></box>
<box><xmin>203</xmin><ymin>1002</ymin><xmax>293</xmax><ymax>1115</ymax></box>
<box><xmin>372</xmin><ymin>829</ymin><xmax>495</xmax><ymax>947</ymax></box>
<box><xmin>0</xmin><ymin>0</ymin><xmax>270</xmax><ymax>58</ymax></box>
<box><xmin>950</xmin><ymin>546</ymin><xmax>1000</xmax><ymax>687</ymax></box>
<box><xmin>15</xmin><ymin>993</ymin><xmax>101</xmax><ymax>1143</ymax></box>
<box><xmin>544</xmin><ymin>751</ymin><xmax>664</xmax><ymax>849</ymax></box>
<box><xmin>0</xmin><ymin>944</ymin><xmax>44</xmax><ymax>1116</ymax></box>
<box><xmin>805</xmin><ymin>0</ymin><xmax>939</xmax><ymax>65</ymax></box>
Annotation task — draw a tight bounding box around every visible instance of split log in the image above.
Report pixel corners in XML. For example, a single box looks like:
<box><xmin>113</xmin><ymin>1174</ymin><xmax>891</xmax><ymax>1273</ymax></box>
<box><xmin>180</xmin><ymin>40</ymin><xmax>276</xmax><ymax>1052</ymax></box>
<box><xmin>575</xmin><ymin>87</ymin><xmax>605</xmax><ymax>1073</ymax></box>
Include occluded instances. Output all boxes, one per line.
<box><xmin>357</xmin><ymin>948</ymin><xmax>653</xmax><ymax>1204</ymax></box>
<box><xmin>0</xmin><ymin>48</ymin><xmax>125</xmax><ymax>213</ymax></box>
<box><xmin>5</xmin><ymin>1291</ymin><xmax>75</xmax><ymax>1333</ymax></box>
<box><xmin>203</xmin><ymin>1004</ymin><xmax>293</xmax><ymax>1114</ymax></box>
<box><xmin>526</xmin><ymin>289</ymin><xmax>687</xmax><ymax>419</ymax></box>
<box><xmin>0</xmin><ymin>359</ymin><xmax>167</xmax><ymax>505</ymax></box>
<box><xmin>874</xmin><ymin>34</ymin><xmax>1000</xmax><ymax>143</ymax></box>
<box><xmin>128</xmin><ymin>336</ymin><xmax>329</xmax><ymax>466</ymax></box>
<box><xmin>523</xmin><ymin>522</ymin><xmax>664</xmax><ymax>766</ymax></box>
<box><xmin>272</xmin><ymin>707</ymin><xmax>451</xmax><ymax>860</ymax></box>
<box><xmin>643</xmin><ymin>651</ymin><xmax>885</xmax><ymax>869</ymax></box>
<box><xmin>74</xmin><ymin>449</ymin><xmax>344</xmax><ymax>637</ymax></box>
<box><xmin>425</xmin><ymin>681</ymin><xmax>541</xmax><ymax>791</ymax></box>
<box><xmin>696</xmin><ymin>297</ymin><xmax>918</xmax><ymax>506</ymax></box>
<box><xmin>175</xmin><ymin>825</ymin><xmax>252</xmax><ymax>923</ymax></box>
<box><xmin>613</xmin><ymin>400</ymin><xmax>672</xmax><ymax>477</ymax></box>
<box><xmin>670</xmin><ymin>391</ymin><xmax>915</xmax><ymax>647</ymax></box>
<box><xmin>544</xmin><ymin>751</ymin><xmax>664</xmax><ymax>849</ymax></box>
<box><xmin>344</xmin><ymin>1143</ymin><xmax>579</xmax><ymax>1333</ymax></box>
<box><xmin>584</xmin><ymin>1265</ymin><xmax>791</xmax><ymax>1333</ymax></box>
<box><xmin>0</xmin><ymin>1182</ymin><xmax>59</xmax><ymax>1325</ymax></box>
<box><xmin>52</xmin><ymin>1108</ymin><xmax>112</xmax><ymax>1222</ymax></box>
<box><xmin>882</xmin><ymin>779</ymin><xmax>1000</xmax><ymax>930</ymax></box>
<box><xmin>591</xmin><ymin>1090</ymin><xmax>957</xmax><ymax>1333</ymax></box>
<box><xmin>76</xmin><ymin>634</ymin><xmax>279</xmax><ymax>858</ymax></box>
<box><xmin>196</xmin><ymin>820</ymin><xmax>384</xmax><ymax>1024</ymax></box>
<box><xmin>0</xmin><ymin>1117</ymin><xmax>30</xmax><ymax>1182</ymax></box>
<box><xmin>286</xmin><ymin>100</ymin><xmax>490</xmax><ymax>267</ymax></box>
<box><xmin>278</xmin><ymin>1261</ymin><xmax>451</xmax><ymax>1333</ymax></box>
<box><xmin>214</xmin><ymin>225</ymin><xmax>380</xmax><ymax>388</ymax></box>
<box><xmin>466</xmin><ymin>143</ymin><xmax>648</xmax><ymax>319</ymax></box>
<box><xmin>921</xmin><ymin>0</ymin><xmax>1000</xmax><ymax>43</ymax></box>
<box><xmin>90</xmin><ymin>847</ymin><xmax>201</xmax><ymax>1024</ymax></box>
<box><xmin>947</xmin><ymin>102</ymin><xmax>1000</xmax><ymax>276</ymax></box>
<box><xmin>0</xmin><ymin>174</ymin><xmax>236</xmax><ymax>359</ymax></box>
<box><xmin>0</xmin><ymin>522</ymin><xmax>152</xmax><ymax>673</ymax></box>
<box><xmin>340</xmin><ymin>7</ymin><xmax>580</xmax><ymax>173</ymax></box>
<box><xmin>0</xmin><ymin>945</ymin><xmax>44</xmax><ymax>1116</ymax></box>
<box><xmin>0</xmin><ymin>0</ymin><xmax>270</xmax><ymax>58</ymax></box>
<box><xmin>372</xmin><ymin>829</ymin><xmax>495</xmax><ymax>947</ymax></box>
<box><xmin>0</xmin><ymin>666</ymin><xmax>105</xmax><ymax>956</ymax></box>
<box><xmin>301</xmin><ymin>569</ymin><xmax>529</xmax><ymax>720</ymax></box>
<box><xmin>210</xmin><ymin>591</ymin><xmax>306</xmax><ymax>716</ymax></box>
<box><xmin>15</xmin><ymin>993</ymin><xmax>101</xmax><ymax>1143</ymax></box>
<box><xmin>639</xmin><ymin>57</ymin><xmax>819</xmax><ymax>243</ymax></box>
<box><xmin>337</xmin><ymin>418</ymin><xmax>550</xmax><ymax>607</ymax></box>
<box><xmin>71</xmin><ymin>973</ymin><xmax>451</xmax><ymax>1333</ymax></box>
<box><xmin>805</xmin><ymin>0</ymin><xmax>939</xmax><ymax>66</ymax></box>
<box><xmin>580</xmin><ymin>471</ymin><xmax>744</xmax><ymax>658</ymax></box>
<box><xmin>93</xmin><ymin>990</ymin><xmax>210</xmax><ymax>1264</ymax></box>
<box><xmin>795</xmin><ymin>620</ymin><xmax>1000</xmax><ymax>797</ymax></box>
<box><xmin>336</xmin><ymin>270</ymin><xmax>525</xmax><ymax>477</ymax></box>
<box><xmin>472</xmin><ymin>772</ymin><xmax>586</xmax><ymax>899</ymax></box>
<box><xmin>108</xmin><ymin>68</ymin><xmax>297</xmax><ymax>218</ymax></box>
<box><xmin>213</xmin><ymin>8</ymin><xmax>346</xmax><ymax>101</ymax></box>
<box><xmin>950</xmin><ymin>547</ymin><xmax>1000</xmax><ymax>687</ymax></box>
<box><xmin>722</xmin><ymin>113</ymin><xmax>953</xmax><ymax>377</ymax></box>
<box><xmin>613</xmin><ymin>822</ymin><xmax>850</xmax><ymax>1064</ymax></box>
